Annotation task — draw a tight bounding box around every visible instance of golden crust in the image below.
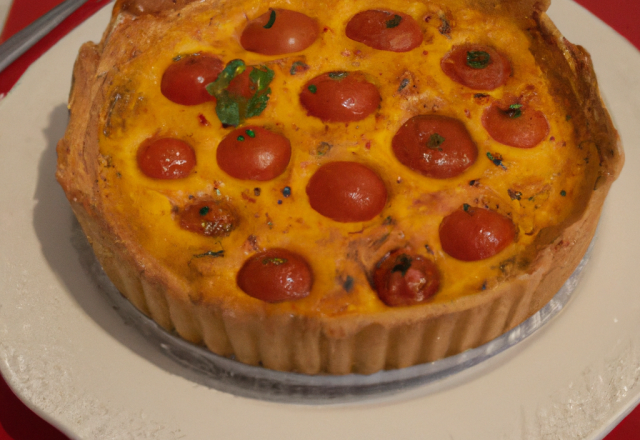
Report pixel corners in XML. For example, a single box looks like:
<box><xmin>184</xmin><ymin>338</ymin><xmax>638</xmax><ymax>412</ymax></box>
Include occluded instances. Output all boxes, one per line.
<box><xmin>57</xmin><ymin>0</ymin><xmax>623</xmax><ymax>374</ymax></box>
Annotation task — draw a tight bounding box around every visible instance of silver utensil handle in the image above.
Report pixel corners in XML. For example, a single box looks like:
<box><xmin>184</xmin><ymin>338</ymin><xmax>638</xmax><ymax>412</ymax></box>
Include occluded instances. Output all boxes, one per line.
<box><xmin>0</xmin><ymin>0</ymin><xmax>90</xmax><ymax>73</ymax></box>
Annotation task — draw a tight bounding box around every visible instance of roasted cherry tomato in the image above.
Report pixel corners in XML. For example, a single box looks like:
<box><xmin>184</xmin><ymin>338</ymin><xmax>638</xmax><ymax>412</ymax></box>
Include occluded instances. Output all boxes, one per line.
<box><xmin>345</xmin><ymin>10</ymin><xmax>422</xmax><ymax>52</ymax></box>
<box><xmin>482</xmin><ymin>101</ymin><xmax>550</xmax><ymax>148</ymax></box>
<box><xmin>161</xmin><ymin>54</ymin><xmax>224</xmax><ymax>105</ymax></box>
<box><xmin>299</xmin><ymin>72</ymin><xmax>381</xmax><ymax>122</ymax></box>
<box><xmin>240</xmin><ymin>9</ymin><xmax>319</xmax><ymax>55</ymax></box>
<box><xmin>441</xmin><ymin>44</ymin><xmax>511</xmax><ymax>90</ymax></box>
<box><xmin>179</xmin><ymin>199</ymin><xmax>238</xmax><ymax>237</ymax></box>
<box><xmin>237</xmin><ymin>249</ymin><xmax>313</xmax><ymax>302</ymax></box>
<box><xmin>439</xmin><ymin>205</ymin><xmax>515</xmax><ymax>261</ymax></box>
<box><xmin>137</xmin><ymin>138</ymin><xmax>196</xmax><ymax>179</ymax></box>
<box><xmin>373</xmin><ymin>250</ymin><xmax>440</xmax><ymax>307</ymax></box>
<box><xmin>306</xmin><ymin>161</ymin><xmax>387</xmax><ymax>222</ymax></box>
<box><xmin>217</xmin><ymin>126</ymin><xmax>291</xmax><ymax>181</ymax></box>
<box><xmin>392</xmin><ymin>115</ymin><xmax>478</xmax><ymax>179</ymax></box>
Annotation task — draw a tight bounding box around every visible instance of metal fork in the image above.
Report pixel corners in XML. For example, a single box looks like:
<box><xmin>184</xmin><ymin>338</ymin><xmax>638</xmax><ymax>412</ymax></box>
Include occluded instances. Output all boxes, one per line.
<box><xmin>0</xmin><ymin>0</ymin><xmax>90</xmax><ymax>73</ymax></box>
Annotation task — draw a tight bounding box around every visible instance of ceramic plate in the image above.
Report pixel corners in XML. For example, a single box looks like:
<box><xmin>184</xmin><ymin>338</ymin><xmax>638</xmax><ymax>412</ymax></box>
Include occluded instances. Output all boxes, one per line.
<box><xmin>1</xmin><ymin>1</ymin><xmax>639</xmax><ymax>438</ymax></box>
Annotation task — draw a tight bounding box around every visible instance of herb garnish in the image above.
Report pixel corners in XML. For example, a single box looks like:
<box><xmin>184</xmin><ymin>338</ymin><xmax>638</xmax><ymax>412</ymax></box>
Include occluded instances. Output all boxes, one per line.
<box><xmin>463</xmin><ymin>203</ymin><xmax>471</xmax><ymax>212</ymax></box>
<box><xmin>237</xmin><ymin>135</ymin><xmax>245</xmax><ymax>141</ymax></box>
<box><xmin>194</xmin><ymin>250</ymin><xmax>225</xmax><ymax>258</ymax></box>
<box><xmin>264</xmin><ymin>9</ymin><xmax>276</xmax><ymax>29</ymax></box>
<box><xmin>505</xmin><ymin>104</ymin><xmax>523</xmax><ymax>119</ymax></box>
<box><xmin>206</xmin><ymin>60</ymin><xmax>274</xmax><ymax>127</ymax></box>
<box><xmin>290</xmin><ymin>61</ymin><xmax>309</xmax><ymax>75</ymax></box>
<box><xmin>466</xmin><ymin>51</ymin><xmax>491</xmax><ymax>69</ymax></box>
<box><xmin>263</xmin><ymin>257</ymin><xmax>287</xmax><ymax>265</ymax></box>
<box><xmin>391</xmin><ymin>254</ymin><xmax>413</xmax><ymax>277</ymax></box>
<box><xmin>343</xmin><ymin>276</ymin><xmax>354</xmax><ymax>292</ymax></box>
<box><xmin>386</xmin><ymin>14</ymin><xmax>402</xmax><ymax>28</ymax></box>
<box><xmin>486</xmin><ymin>151</ymin><xmax>506</xmax><ymax>169</ymax></box>
<box><xmin>308</xmin><ymin>84</ymin><xmax>317</xmax><ymax>94</ymax></box>
<box><xmin>328</xmin><ymin>71</ymin><xmax>349</xmax><ymax>80</ymax></box>
<box><xmin>560</xmin><ymin>190</ymin><xmax>567</xmax><ymax>197</ymax></box>
<box><xmin>427</xmin><ymin>133</ymin><xmax>445</xmax><ymax>150</ymax></box>
<box><xmin>199</xmin><ymin>206</ymin><xmax>210</xmax><ymax>216</ymax></box>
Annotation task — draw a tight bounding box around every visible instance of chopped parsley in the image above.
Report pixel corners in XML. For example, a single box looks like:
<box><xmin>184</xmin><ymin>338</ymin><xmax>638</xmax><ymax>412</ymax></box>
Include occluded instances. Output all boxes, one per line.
<box><xmin>263</xmin><ymin>9</ymin><xmax>276</xmax><ymax>29</ymax></box>
<box><xmin>263</xmin><ymin>257</ymin><xmax>287</xmax><ymax>265</ymax></box>
<box><xmin>328</xmin><ymin>71</ymin><xmax>349</xmax><ymax>80</ymax></box>
<box><xmin>427</xmin><ymin>133</ymin><xmax>445</xmax><ymax>150</ymax></box>
<box><xmin>199</xmin><ymin>206</ymin><xmax>210</xmax><ymax>216</ymax></box>
<box><xmin>246</xmin><ymin>129</ymin><xmax>256</xmax><ymax>138</ymax></box>
<box><xmin>308</xmin><ymin>84</ymin><xmax>317</xmax><ymax>94</ymax></box>
<box><xmin>386</xmin><ymin>14</ymin><xmax>402</xmax><ymax>28</ymax></box>
<box><xmin>466</xmin><ymin>51</ymin><xmax>491</xmax><ymax>69</ymax></box>
<box><xmin>194</xmin><ymin>250</ymin><xmax>225</xmax><ymax>258</ymax></box>
<box><xmin>504</xmin><ymin>104</ymin><xmax>523</xmax><ymax>119</ymax></box>
<box><xmin>391</xmin><ymin>254</ymin><xmax>413</xmax><ymax>277</ymax></box>
<box><xmin>290</xmin><ymin>61</ymin><xmax>309</xmax><ymax>75</ymax></box>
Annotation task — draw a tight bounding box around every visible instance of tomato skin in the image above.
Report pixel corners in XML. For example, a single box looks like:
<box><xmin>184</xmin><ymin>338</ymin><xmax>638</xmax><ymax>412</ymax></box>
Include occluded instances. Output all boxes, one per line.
<box><xmin>306</xmin><ymin>161</ymin><xmax>387</xmax><ymax>222</ymax></box>
<box><xmin>161</xmin><ymin>54</ymin><xmax>224</xmax><ymax>105</ymax></box>
<box><xmin>299</xmin><ymin>72</ymin><xmax>381</xmax><ymax>122</ymax></box>
<box><xmin>482</xmin><ymin>102</ymin><xmax>550</xmax><ymax>148</ymax></box>
<box><xmin>374</xmin><ymin>250</ymin><xmax>440</xmax><ymax>307</ymax></box>
<box><xmin>439</xmin><ymin>206</ymin><xmax>515</xmax><ymax>261</ymax></box>
<box><xmin>237</xmin><ymin>249</ymin><xmax>313</xmax><ymax>302</ymax></box>
<box><xmin>137</xmin><ymin>138</ymin><xmax>196</xmax><ymax>179</ymax></box>
<box><xmin>240</xmin><ymin>9</ymin><xmax>319</xmax><ymax>55</ymax></box>
<box><xmin>392</xmin><ymin>115</ymin><xmax>478</xmax><ymax>179</ymax></box>
<box><xmin>345</xmin><ymin>10</ymin><xmax>422</xmax><ymax>52</ymax></box>
<box><xmin>179</xmin><ymin>199</ymin><xmax>238</xmax><ymax>237</ymax></box>
<box><xmin>217</xmin><ymin>126</ymin><xmax>291</xmax><ymax>181</ymax></box>
<box><xmin>441</xmin><ymin>44</ymin><xmax>511</xmax><ymax>90</ymax></box>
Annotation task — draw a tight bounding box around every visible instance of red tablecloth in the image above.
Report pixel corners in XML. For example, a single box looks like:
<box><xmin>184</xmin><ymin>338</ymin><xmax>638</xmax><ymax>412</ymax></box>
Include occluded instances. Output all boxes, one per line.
<box><xmin>1</xmin><ymin>1</ymin><xmax>639</xmax><ymax>439</ymax></box>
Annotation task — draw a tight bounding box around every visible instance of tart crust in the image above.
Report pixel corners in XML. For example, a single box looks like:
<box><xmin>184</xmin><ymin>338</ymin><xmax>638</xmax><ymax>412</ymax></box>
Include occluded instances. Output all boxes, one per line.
<box><xmin>57</xmin><ymin>0</ymin><xmax>623</xmax><ymax>374</ymax></box>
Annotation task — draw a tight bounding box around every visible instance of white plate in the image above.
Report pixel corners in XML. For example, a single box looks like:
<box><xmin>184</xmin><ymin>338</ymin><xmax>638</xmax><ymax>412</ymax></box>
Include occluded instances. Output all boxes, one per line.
<box><xmin>1</xmin><ymin>1</ymin><xmax>639</xmax><ymax>438</ymax></box>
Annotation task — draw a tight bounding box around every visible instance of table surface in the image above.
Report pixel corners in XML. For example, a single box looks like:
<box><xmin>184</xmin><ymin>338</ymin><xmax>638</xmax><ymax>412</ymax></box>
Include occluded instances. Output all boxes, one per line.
<box><xmin>0</xmin><ymin>1</ymin><xmax>639</xmax><ymax>439</ymax></box>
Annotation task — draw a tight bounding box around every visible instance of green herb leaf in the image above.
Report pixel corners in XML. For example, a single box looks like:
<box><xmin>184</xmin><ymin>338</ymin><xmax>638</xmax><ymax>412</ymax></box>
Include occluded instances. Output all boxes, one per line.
<box><xmin>463</xmin><ymin>203</ymin><xmax>471</xmax><ymax>212</ymax></box>
<box><xmin>263</xmin><ymin>257</ymin><xmax>287</xmax><ymax>265</ymax></box>
<box><xmin>289</xmin><ymin>61</ymin><xmax>309</xmax><ymax>75</ymax></box>
<box><xmin>505</xmin><ymin>103</ymin><xmax>523</xmax><ymax>119</ymax></box>
<box><xmin>206</xmin><ymin>60</ymin><xmax>274</xmax><ymax>127</ymax></box>
<box><xmin>386</xmin><ymin>14</ymin><xmax>402</xmax><ymax>28</ymax></box>
<box><xmin>466</xmin><ymin>51</ymin><xmax>491</xmax><ymax>69</ymax></box>
<box><xmin>246</xmin><ymin>129</ymin><xmax>256</xmax><ymax>138</ymax></box>
<box><xmin>308</xmin><ymin>84</ymin><xmax>317</xmax><ymax>94</ymax></box>
<box><xmin>328</xmin><ymin>71</ymin><xmax>349</xmax><ymax>80</ymax></box>
<box><xmin>199</xmin><ymin>206</ymin><xmax>210</xmax><ymax>216</ymax></box>
<box><xmin>264</xmin><ymin>9</ymin><xmax>276</xmax><ymax>29</ymax></box>
<box><xmin>194</xmin><ymin>250</ymin><xmax>225</xmax><ymax>258</ymax></box>
<box><xmin>427</xmin><ymin>133</ymin><xmax>445</xmax><ymax>150</ymax></box>
<box><xmin>391</xmin><ymin>254</ymin><xmax>413</xmax><ymax>277</ymax></box>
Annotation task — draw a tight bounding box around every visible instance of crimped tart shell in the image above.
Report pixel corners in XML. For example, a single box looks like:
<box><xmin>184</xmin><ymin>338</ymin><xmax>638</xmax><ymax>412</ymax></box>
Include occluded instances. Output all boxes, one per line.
<box><xmin>57</xmin><ymin>0</ymin><xmax>623</xmax><ymax>374</ymax></box>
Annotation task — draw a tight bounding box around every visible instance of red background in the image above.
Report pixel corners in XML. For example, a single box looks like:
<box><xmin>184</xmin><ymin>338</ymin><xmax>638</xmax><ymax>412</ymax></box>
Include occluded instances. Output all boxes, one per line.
<box><xmin>1</xmin><ymin>0</ymin><xmax>639</xmax><ymax>438</ymax></box>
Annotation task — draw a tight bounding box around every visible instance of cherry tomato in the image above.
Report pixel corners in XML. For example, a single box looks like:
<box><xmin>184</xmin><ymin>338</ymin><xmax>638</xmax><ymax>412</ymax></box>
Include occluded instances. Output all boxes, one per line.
<box><xmin>392</xmin><ymin>115</ymin><xmax>478</xmax><ymax>179</ymax></box>
<box><xmin>237</xmin><ymin>249</ymin><xmax>313</xmax><ymax>302</ymax></box>
<box><xmin>179</xmin><ymin>199</ymin><xmax>238</xmax><ymax>237</ymax></box>
<box><xmin>240</xmin><ymin>9</ymin><xmax>319</xmax><ymax>55</ymax></box>
<box><xmin>482</xmin><ymin>101</ymin><xmax>550</xmax><ymax>148</ymax></box>
<box><xmin>161</xmin><ymin>54</ymin><xmax>224</xmax><ymax>106</ymax></box>
<box><xmin>345</xmin><ymin>10</ymin><xmax>422</xmax><ymax>52</ymax></box>
<box><xmin>137</xmin><ymin>138</ymin><xmax>196</xmax><ymax>179</ymax></box>
<box><xmin>306</xmin><ymin>161</ymin><xmax>387</xmax><ymax>222</ymax></box>
<box><xmin>441</xmin><ymin>44</ymin><xmax>511</xmax><ymax>90</ymax></box>
<box><xmin>373</xmin><ymin>250</ymin><xmax>440</xmax><ymax>306</ymax></box>
<box><xmin>299</xmin><ymin>72</ymin><xmax>381</xmax><ymax>122</ymax></box>
<box><xmin>439</xmin><ymin>205</ymin><xmax>515</xmax><ymax>261</ymax></box>
<box><xmin>217</xmin><ymin>126</ymin><xmax>291</xmax><ymax>181</ymax></box>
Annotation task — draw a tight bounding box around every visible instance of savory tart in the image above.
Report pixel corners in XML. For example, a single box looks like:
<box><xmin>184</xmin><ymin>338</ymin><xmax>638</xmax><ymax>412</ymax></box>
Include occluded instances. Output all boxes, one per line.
<box><xmin>56</xmin><ymin>0</ymin><xmax>623</xmax><ymax>374</ymax></box>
